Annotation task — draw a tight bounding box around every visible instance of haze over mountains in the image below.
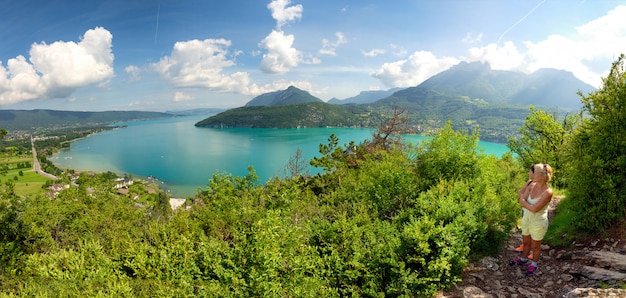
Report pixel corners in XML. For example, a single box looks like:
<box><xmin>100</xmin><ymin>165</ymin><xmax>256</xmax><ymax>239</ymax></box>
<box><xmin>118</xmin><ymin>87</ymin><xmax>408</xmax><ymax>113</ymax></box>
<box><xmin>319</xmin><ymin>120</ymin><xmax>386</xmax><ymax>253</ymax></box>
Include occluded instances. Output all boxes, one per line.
<box><xmin>196</xmin><ymin>61</ymin><xmax>596</xmax><ymax>143</ymax></box>
<box><xmin>416</xmin><ymin>61</ymin><xmax>595</xmax><ymax>110</ymax></box>
<box><xmin>1</xmin><ymin>61</ymin><xmax>595</xmax><ymax>141</ymax></box>
<box><xmin>245</xmin><ymin>86</ymin><xmax>324</xmax><ymax>107</ymax></box>
<box><xmin>327</xmin><ymin>88</ymin><xmax>404</xmax><ymax>105</ymax></box>
<box><xmin>255</xmin><ymin>61</ymin><xmax>595</xmax><ymax>110</ymax></box>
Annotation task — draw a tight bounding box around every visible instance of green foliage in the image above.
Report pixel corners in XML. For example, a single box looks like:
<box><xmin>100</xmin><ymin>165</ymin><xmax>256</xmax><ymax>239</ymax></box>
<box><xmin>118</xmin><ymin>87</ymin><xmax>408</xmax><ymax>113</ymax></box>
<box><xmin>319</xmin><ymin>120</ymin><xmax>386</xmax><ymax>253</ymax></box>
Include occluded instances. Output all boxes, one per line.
<box><xmin>507</xmin><ymin>106</ymin><xmax>581</xmax><ymax>188</ymax></box>
<box><xmin>413</xmin><ymin>121</ymin><xmax>481</xmax><ymax>192</ymax></box>
<box><xmin>0</xmin><ymin>118</ymin><xmax>521</xmax><ymax>297</ymax></box>
<box><xmin>543</xmin><ymin>195</ymin><xmax>579</xmax><ymax>246</ymax></box>
<box><xmin>564</xmin><ymin>54</ymin><xmax>626</xmax><ymax>233</ymax></box>
<box><xmin>196</xmin><ymin>101</ymin><xmax>375</xmax><ymax>128</ymax></box>
<box><xmin>0</xmin><ymin>184</ymin><xmax>30</xmax><ymax>274</ymax></box>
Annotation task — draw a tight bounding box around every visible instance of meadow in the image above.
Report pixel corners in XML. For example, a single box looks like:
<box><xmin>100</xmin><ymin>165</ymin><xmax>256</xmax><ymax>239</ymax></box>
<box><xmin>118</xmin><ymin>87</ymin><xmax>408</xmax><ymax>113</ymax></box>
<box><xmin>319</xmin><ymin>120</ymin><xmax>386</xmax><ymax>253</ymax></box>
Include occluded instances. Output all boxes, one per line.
<box><xmin>0</xmin><ymin>154</ymin><xmax>51</xmax><ymax>197</ymax></box>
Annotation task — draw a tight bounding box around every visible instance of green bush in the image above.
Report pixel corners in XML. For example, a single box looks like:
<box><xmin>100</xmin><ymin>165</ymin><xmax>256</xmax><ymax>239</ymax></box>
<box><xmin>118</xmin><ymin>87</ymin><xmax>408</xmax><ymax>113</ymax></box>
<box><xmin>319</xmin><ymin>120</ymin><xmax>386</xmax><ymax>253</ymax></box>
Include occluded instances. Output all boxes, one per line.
<box><xmin>564</xmin><ymin>54</ymin><xmax>626</xmax><ymax>233</ymax></box>
<box><xmin>0</xmin><ymin>119</ymin><xmax>521</xmax><ymax>297</ymax></box>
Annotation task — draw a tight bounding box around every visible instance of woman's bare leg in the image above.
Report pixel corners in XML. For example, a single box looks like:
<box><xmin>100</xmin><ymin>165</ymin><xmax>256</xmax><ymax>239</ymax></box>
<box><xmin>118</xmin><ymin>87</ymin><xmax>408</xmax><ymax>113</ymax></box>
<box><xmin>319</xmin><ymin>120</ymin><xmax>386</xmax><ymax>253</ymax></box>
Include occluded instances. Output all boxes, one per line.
<box><xmin>531</xmin><ymin>239</ymin><xmax>541</xmax><ymax>262</ymax></box>
<box><xmin>522</xmin><ymin>235</ymin><xmax>532</xmax><ymax>259</ymax></box>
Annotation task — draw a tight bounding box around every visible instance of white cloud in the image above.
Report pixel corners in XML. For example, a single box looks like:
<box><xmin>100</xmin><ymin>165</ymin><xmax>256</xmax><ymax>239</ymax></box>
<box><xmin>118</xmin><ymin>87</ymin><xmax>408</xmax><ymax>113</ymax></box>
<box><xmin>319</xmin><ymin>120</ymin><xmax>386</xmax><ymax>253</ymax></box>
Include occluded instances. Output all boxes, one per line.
<box><xmin>466</xmin><ymin>41</ymin><xmax>525</xmax><ymax>71</ymax></box>
<box><xmin>125</xmin><ymin>65</ymin><xmax>141</xmax><ymax>81</ymax></box>
<box><xmin>371</xmin><ymin>51</ymin><xmax>459</xmax><ymax>88</ymax></box>
<box><xmin>465</xmin><ymin>5</ymin><xmax>626</xmax><ymax>88</ymax></box>
<box><xmin>319</xmin><ymin>32</ymin><xmax>347</xmax><ymax>56</ymax></box>
<box><xmin>0</xmin><ymin>27</ymin><xmax>114</xmax><ymax>105</ymax></box>
<box><xmin>268</xmin><ymin>0</ymin><xmax>303</xmax><ymax>30</ymax></box>
<box><xmin>362</xmin><ymin>48</ymin><xmax>386</xmax><ymax>57</ymax></box>
<box><xmin>259</xmin><ymin>30</ymin><xmax>300</xmax><ymax>74</ymax></box>
<box><xmin>462</xmin><ymin>32</ymin><xmax>483</xmax><ymax>44</ymax></box>
<box><xmin>245</xmin><ymin>79</ymin><xmax>314</xmax><ymax>96</ymax></box>
<box><xmin>151</xmin><ymin>38</ymin><xmax>251</xmax><ymax>92</ymax></box>
<box><xmin>173</xmin><ymin>91</ymin><xmax>194</xmax><ymax>102</ymax></box>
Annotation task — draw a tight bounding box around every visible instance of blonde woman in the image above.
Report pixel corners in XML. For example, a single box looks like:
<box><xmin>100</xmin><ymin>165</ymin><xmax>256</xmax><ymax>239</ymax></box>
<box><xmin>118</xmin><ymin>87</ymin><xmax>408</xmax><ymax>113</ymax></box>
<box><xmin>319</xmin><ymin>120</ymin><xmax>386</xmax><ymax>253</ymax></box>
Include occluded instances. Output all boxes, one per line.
<box><xmin>509</xmin><ymin>163</ymin><xmax>553</xmax><ymax>276</ymax></box>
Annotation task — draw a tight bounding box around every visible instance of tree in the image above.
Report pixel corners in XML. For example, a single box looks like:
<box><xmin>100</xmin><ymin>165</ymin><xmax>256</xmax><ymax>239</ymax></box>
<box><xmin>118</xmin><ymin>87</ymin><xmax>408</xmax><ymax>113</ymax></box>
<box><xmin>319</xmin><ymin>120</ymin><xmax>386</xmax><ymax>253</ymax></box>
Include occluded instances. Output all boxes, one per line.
<box><xmin>565</xmin><ymin>54</ymin><xmax>626</xmax><ymax>232</ymax></box>
<box><xmin>283</xmin><ymin>148</ymin><xmax>310</xmax><ymax>178</ymax></box>
<box><xmin>366</xmin><ymin>107</ymin><xmax>408</xmax><ymax>152</ymax></box>
<box><xmin>507</xmin><ymin>106</ymin><xmax>581</xmax><ymax>188</ymax></box>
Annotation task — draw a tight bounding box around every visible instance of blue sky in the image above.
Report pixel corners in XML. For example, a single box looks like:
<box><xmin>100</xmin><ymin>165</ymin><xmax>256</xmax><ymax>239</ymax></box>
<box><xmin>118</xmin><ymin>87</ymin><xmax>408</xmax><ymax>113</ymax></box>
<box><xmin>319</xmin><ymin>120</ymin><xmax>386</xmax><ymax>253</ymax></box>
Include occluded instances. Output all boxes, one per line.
<box><xmin>1</xmin><ymin>0</ymin><xmax>625</xmax><ymax>112</ymax></box>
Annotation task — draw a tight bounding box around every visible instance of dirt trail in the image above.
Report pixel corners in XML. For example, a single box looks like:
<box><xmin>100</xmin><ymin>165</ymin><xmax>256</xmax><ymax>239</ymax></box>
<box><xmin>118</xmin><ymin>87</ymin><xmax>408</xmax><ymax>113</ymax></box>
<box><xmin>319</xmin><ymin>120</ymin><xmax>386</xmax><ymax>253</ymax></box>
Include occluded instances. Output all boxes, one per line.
<box><xmin>437</xmin><ymin>196</ymin><xmax>626</xmax><ymax>298</ymax></box>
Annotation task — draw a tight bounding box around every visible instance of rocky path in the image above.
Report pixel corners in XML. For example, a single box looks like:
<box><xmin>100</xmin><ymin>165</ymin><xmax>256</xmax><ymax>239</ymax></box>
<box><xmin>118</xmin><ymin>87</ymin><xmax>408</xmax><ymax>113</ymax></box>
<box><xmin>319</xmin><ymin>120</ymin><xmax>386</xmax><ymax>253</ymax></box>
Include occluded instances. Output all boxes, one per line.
<box><xmin>437</xmin><ymin>197</ymin><xmax>626</xmax><ymax>298</ymax></box>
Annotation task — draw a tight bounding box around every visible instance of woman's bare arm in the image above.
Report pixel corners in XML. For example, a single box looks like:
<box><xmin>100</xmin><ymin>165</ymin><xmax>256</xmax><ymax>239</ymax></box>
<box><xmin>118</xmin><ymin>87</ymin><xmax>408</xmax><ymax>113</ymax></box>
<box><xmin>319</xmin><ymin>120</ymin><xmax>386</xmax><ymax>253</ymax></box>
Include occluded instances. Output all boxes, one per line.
<box><xmin>520</xmin><ymin>188</ymin><xmax>553</xmax><ymax>213</ymax></box>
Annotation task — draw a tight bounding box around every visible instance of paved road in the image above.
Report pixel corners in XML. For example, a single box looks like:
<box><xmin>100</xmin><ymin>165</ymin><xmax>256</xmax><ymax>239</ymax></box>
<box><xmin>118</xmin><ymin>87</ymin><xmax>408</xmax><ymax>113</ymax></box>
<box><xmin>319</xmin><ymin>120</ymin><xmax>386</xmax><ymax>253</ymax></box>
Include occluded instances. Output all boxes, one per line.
<box><xmin>31</xmin><ymin>137</ymin><xmax>58</xmax><ymax>180</ymax></box>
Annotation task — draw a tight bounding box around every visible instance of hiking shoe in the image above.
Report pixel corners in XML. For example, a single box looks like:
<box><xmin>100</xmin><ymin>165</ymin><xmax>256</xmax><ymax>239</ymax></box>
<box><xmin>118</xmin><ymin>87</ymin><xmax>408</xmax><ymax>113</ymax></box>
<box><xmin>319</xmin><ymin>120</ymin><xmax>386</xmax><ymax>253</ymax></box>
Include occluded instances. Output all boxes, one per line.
<box><xmin>508</xmin><ymin>258</ymin><xmax>528</xmax><ymax>266</ymax></box>
<box><xmin>514</xmin><ymin>243</ymin><xmax>524</xmax><ymax>251</ymax></box>
<box><xmin>525</xmin><ymin>265</ymin><xmax>538</xmax><ymax>276</ymax></box>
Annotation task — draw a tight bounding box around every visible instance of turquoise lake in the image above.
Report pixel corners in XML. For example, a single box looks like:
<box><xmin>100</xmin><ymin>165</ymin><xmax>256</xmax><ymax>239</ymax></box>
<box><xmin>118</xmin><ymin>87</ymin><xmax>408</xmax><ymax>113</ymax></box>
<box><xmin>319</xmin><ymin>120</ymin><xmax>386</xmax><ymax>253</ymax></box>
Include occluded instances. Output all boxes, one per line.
<box><xmin>52</xmin><ymin>116</ymin><xmax>511</xmax><ymax>198</ymax></box>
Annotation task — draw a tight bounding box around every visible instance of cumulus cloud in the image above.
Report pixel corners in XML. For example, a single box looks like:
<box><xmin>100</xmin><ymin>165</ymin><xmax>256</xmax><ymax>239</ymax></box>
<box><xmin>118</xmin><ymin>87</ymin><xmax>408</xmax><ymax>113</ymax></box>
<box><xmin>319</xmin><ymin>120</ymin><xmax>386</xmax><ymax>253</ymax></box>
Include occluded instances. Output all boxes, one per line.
<box><xmin>173</xmin><ymin>91</ymin><xmax>194</xmax><ymax>102</ymax></box>
<box><xmin>371</xmin><ymin>51</ymin><xmax>459</xmax><ymax>88</ymax></box>
<box><xmin>462</xmin><ymin>32</ymin><xmax>483</xmax><ymax>44</ymax></box>
<box><xmin>246</xmin><ymin>79</ymin><xmax>314</xmax><ymax>96</ymax></box>
<box><xmin>125</xmin><ymin>65</ymin><xmax>141</xmax><ymax>81</ymax></box>
<box><xmin>259</xmin><ymin>30</ymin><xmax>300</xmax><ymax>74</ymax></box>
<box><xmin>151</xmin><ymin>36</ymin><xmax>317</xmax><ymax>97</ymax></box>
<box><xmin>0</xmin><ymin>27</ymin><xmax>114</xmax><ymax>105</ymax></box>
<box><xmin>362</xmin><ymin>48</ymin><xmax>386</xmax><ymax>57</ymax></box>
<box><xmin>257</xmin><ymin>0</ymin><xmax>305</xmax><ymax>74</ymax></box>
<box><xmin>268</xmin><ymin>0</ymin><xmax>303</xmax><ymax>30</ymax></box>
<box><xmin>466</xmin><ymin>41</ymin><xmax>525</xmax><ymax>71</ymax></box>
<box><xmin>466</xmin><ymin>5</ymin><xmax>626</xmax><ymax>87</ymax></box>
<box><xmin>319</xmin><ymin>32</ymin><xmax>347</xmax><ymax>56</ymax></box>
<box><xmin>151</xmin><ymin>38</ymin><xmax>251</xmax><ymax>92</ymax></box>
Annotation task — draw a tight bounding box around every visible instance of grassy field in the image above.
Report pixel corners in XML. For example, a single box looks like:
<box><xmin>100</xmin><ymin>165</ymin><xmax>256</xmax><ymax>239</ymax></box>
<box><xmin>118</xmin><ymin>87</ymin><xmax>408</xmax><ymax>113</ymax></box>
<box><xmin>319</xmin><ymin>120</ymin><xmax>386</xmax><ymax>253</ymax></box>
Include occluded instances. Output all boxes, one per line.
<box><xmin>0</xmin><ymin>155</ymin><xmax>52</xmax><ymax>197</ymax></box>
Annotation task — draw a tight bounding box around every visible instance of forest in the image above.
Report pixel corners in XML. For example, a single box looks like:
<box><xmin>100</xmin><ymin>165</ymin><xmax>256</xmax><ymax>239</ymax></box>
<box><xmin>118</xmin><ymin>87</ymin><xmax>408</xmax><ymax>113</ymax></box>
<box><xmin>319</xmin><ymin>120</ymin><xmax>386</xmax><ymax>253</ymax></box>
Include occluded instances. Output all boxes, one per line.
<box><xmin>0</xmin><ymin>55</ymin><xmax>625</xmax><ymax>297</ymax></box>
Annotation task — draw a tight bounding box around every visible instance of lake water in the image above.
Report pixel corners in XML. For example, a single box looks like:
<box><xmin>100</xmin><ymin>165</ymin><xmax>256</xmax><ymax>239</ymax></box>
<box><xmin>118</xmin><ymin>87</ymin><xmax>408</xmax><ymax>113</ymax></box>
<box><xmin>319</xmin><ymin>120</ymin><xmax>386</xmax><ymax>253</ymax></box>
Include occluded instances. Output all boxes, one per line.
<box><xmin>52</xmin><ymin>116</ymin><xmax>511</xmax><ymax>198</ymax></box>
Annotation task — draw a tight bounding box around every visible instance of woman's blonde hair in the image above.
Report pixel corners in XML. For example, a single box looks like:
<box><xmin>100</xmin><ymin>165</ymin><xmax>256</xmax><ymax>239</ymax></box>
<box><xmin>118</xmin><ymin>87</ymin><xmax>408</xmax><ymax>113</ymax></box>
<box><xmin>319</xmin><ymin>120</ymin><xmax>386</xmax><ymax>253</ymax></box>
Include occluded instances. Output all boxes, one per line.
<box><xmin>537</xmin><ymin>163</ymin><xmax>553</xmax><ymax>182</ymax></box>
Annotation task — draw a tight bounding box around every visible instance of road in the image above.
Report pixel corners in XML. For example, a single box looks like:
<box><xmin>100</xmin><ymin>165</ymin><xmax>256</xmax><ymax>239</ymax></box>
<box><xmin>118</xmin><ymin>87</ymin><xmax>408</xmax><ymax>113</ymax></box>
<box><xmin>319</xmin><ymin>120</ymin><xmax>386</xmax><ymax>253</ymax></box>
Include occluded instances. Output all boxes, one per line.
<box><xmin>31</xmin><ymin>137</ymin><xmax>58</xmax><ymax>180</ymax></box>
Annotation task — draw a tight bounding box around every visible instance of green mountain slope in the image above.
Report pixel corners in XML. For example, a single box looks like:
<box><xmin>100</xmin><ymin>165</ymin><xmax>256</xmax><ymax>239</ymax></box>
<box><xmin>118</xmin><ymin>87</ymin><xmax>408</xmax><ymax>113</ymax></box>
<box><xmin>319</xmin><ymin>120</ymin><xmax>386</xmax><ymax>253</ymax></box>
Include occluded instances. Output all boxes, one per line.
<box><xmin>245</xmin><ymin>85</ymin><xmax>323</xmax><ymax>107</ymax></box>
<box><xmin>327</xmin><ymin>88</ymin><xmax>404</xmax><ymax>105</ymax></box>
<box><xmin>419</xmin><ymin>61</ymin><xmax>595</xmax><ymax>110</ymax></box>
<box><xmin>374</xmin><ymin>86</ymin><xmax>530</xmax><ymax>141</ymax></box>
<box><xmin>195</xmin><ymin>102</ymin><xmax>372</xmax><ymax>128</ymax></box>
<box><xmin>0</xmin><ymin>109</ymin><xmax>173</xmax><ymax>131</ymax></box>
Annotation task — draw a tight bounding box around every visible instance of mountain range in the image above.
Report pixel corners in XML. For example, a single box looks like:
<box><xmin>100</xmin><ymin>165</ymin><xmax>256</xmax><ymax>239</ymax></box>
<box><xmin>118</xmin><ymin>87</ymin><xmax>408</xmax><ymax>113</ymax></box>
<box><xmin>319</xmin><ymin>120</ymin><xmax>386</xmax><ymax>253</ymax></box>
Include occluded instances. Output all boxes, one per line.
<box><xmin>195</xmin><ymin>61</ymin><xmax>595</xmax><ymax>143</ymax></box>
<box><xmin>230</xmin><ymin>61</ymin><xmax>595</xmax><ymax>111</ymax></box>
<box><xmin>327</xmin><ymin>88</ymin><xmax>404</xmax><ymax>105</ymax></box>
<box><xmin>416</xmin><ymin>61</ymin><xmax>595</xmax><ymax>110</ymax></box>
<box><xmin>0</xmin><ymin>109</ymin><xmax>172</xmax><ymax>131</ymax></box>
<box><xmin>245</xmin><ymin>86</ymin><xmax>324</xmax><ymax>107</ymax></box>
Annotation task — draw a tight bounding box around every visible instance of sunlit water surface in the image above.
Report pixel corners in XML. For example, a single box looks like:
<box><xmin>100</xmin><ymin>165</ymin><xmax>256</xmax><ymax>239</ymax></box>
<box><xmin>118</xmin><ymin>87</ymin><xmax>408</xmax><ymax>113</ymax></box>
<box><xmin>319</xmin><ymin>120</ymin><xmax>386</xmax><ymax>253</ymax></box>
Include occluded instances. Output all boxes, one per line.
<box><xmin>53</xmin><ymin>116</ymin><xmax>510</xmax><ymax>197</ymax></box>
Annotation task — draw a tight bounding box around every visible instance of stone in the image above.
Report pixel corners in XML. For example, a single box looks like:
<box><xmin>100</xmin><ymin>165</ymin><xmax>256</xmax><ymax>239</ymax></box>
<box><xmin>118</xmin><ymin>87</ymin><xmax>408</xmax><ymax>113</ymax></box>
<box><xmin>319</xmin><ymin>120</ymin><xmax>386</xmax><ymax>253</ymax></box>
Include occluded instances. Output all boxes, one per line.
<box><xmin>491</xmin><ymin>280</ymin><xmax>501</xmax><ymax>290</ymax></box>
<box><xmin>462</xmin><ymin>286</ymin><xmax>492</xmax><ymax>298</ymax></box>
<box><xmin>543</xmin><ymin>280</ymin><xmax>554</xmax><ymax>288</ymax></box>
<box><xmin>581</xmin><ymin>265</ymin><xmax>626</xmax><ymax>281</ymax></box>
<box><xmin>561</xmin><ymin>274</ymin><xmax>574</xmax><ymax>282</ymax></box>
<box><xmin>479</xmin><ymin>256</ymin><xmax>499</xmax><ymax>271</ymax></box>
<box><xmin>469</xmin><ymin>272</ymin><xmax>484</xmax><ymax>281</ymax></box>
<box><xmin>518</xmin><ymin>287</ymin><xmax>542</xmax><ymax>298</ymax></box>
<box><xmin>587</xmin><ymin>250</ymin><xmax>626</xmax><ymax>271</ymax></box>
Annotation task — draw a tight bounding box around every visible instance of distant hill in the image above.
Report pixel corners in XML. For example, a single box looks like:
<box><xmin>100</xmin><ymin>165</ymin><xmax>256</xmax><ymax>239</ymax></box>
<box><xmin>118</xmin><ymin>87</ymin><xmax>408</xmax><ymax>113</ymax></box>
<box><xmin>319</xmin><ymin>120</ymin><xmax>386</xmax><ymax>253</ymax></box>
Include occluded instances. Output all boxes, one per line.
<box><xmin>165</xmin><ymin>108</ymin><xmax>226</xmax><ymax>117</ymax></box>
<box><xmin>245</xmin><ymin>85</ymin><xmax>323</xmax><ymax>107</ymax></box>
<box><xmin>0</xmin><ymin>109</ymin><xmax>174</xmax><ymax>131</ymax></box>
<box><xmin>372</xmin><ymin>86</ymin><xmax>531</xmax><ymax>142</ymax></box>
<box><xmin>194</xmin><ymin>63</ymin><xmax>595</xmax><ymax>143</ymax></box>
<box><xmin>196</xmin><ymin>101</ymin><xmax>373</xmax><ymax>128</ymax></box>
<box><xmin>418</xmin><ymin>61</ymin><xmax>595</xmax><ymax>110</ymax></box>
<box><xmin>327</xmin><ymin>88</ymin><xmax>404</xmax><ymax>105</ymax></box>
